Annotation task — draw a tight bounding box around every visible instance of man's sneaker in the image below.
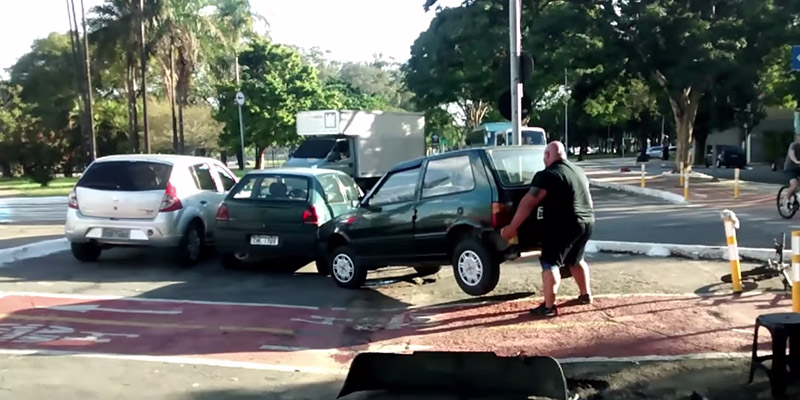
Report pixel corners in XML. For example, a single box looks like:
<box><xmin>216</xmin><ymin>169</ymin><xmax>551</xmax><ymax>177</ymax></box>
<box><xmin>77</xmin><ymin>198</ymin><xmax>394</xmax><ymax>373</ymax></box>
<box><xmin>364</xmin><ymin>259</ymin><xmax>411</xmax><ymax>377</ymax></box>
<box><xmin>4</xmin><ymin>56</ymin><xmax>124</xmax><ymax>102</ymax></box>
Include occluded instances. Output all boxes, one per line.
<box><xmin>577</xmin><ymin>294</ymin><xmax>593</xmax><ymax>305</ymax></box>
<box><xmin>530</xmin><ymin>303</ymin><xmax>558</xmax><ymax>317</ymax></box>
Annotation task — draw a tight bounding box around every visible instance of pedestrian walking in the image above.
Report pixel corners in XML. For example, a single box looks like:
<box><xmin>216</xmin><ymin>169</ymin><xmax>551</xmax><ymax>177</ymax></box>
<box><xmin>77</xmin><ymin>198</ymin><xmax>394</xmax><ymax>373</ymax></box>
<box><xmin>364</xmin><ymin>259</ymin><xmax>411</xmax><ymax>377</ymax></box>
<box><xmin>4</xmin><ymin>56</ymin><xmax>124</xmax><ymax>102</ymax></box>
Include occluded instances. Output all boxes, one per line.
<box><xmin>500</xmin><ymin>141</ymin><xmax>594</xmax><ymax>317</ymax></box>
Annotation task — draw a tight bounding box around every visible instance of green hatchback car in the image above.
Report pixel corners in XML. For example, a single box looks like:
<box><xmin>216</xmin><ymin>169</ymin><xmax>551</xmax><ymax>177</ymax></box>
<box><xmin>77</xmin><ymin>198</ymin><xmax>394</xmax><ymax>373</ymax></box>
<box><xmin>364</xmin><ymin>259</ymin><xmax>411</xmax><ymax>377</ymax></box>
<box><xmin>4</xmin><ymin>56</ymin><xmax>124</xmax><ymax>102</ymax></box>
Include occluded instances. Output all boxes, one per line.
<box><xmin>318</xmin><ymin>146</ymin><xmax>546</xmax><ymax>296</ymax></box>
<box><xmin>215</xmin><ymin>168</ymin><xmax>362</xmax><ymax>271</ymax></box>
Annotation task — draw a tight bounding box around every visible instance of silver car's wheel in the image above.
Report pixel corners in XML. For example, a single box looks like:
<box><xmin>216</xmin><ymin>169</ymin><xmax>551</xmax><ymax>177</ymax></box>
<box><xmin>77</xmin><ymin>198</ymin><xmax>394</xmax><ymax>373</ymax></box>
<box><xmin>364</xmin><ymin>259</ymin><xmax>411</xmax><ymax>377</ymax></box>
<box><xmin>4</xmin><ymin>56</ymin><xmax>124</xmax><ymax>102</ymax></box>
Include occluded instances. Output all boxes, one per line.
<box><xmin>457</xmin><ymin>250</ymin><xmax>483</xmax><ymax>286</ymax></box>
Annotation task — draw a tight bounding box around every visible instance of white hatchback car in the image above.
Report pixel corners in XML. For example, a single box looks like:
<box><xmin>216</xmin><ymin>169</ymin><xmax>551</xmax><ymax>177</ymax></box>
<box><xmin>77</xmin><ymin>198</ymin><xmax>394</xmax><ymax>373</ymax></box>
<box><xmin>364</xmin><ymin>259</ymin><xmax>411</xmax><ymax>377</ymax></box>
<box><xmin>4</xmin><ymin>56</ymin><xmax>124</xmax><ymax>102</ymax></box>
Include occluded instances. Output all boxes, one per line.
<box><xmin>65</xmin><ymin>154</ymin><xmax>238</xmax><ymax>265</ymax></box>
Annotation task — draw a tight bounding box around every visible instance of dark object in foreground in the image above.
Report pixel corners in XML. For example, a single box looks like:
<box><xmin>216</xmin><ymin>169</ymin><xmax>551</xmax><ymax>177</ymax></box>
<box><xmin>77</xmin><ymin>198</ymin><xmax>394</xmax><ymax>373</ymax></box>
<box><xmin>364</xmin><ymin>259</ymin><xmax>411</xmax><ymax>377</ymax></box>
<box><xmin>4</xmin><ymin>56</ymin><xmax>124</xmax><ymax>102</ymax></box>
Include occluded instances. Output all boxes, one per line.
<box><xmin>748</xmin><ymin>312</ymin><xmax>800</xmax><ymax>398</ymax></box>
<box><xmin>337</xmin><ymin>351</ymin><xmax>568</xmax><ymax>399</ymax></box>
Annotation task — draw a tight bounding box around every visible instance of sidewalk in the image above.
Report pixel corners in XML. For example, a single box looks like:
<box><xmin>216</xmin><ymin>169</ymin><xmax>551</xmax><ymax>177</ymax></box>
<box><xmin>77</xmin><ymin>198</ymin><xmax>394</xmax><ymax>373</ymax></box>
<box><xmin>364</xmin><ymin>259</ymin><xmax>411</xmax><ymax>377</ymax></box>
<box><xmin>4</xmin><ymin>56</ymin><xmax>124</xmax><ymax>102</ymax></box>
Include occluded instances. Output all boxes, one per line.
<box><xmin>585</xmin><ymin>162</ymin><xmax>778</xmax><ymax>210</ymax></box>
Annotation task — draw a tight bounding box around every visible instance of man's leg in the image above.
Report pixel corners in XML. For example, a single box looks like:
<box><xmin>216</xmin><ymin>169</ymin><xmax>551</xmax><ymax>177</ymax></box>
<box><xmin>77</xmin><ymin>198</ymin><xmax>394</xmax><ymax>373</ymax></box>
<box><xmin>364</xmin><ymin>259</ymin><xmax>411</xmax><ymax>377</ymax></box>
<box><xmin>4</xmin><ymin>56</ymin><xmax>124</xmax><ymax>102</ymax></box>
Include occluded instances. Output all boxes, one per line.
<box><xmin>790</xmin><ymin>178</ymin><xmax>799</xmax><ymax>197</ymax></box>
<box><xmin>565</xmin><ymin>222</ymin><xmax>593</xmax><ymax>303</ymax></box>
<box><xmin>541</xmin><ymin>262</ymin><xmax>561</xmax><ymax>308</ymax></box>
<box><xmin>532</xmin><ymin>241</ymin><xmax>568</xmax><ymax>316</ymax></box>
<box><xmin>569</xmin><ymin>259</ymin><xmax>591</xmax><ymax>297</ymax></box>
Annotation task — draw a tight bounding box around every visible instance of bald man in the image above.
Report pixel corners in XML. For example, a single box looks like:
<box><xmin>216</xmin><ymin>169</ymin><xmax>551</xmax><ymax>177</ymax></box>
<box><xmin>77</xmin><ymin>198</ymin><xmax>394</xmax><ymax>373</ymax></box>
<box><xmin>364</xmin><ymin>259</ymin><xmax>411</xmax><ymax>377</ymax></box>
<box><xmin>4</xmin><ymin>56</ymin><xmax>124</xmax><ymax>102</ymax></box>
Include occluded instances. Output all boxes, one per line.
<box><xmin>501</xmin><ymin>141</ymin><xmax>594</xmax><ymax>317</ymax></box>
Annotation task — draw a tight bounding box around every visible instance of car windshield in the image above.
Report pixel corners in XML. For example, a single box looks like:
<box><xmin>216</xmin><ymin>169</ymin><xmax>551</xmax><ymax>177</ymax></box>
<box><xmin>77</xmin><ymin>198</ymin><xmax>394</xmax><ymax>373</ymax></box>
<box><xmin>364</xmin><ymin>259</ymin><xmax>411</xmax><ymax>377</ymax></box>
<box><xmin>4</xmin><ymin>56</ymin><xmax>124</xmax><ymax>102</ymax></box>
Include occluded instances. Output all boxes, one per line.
<box><xmin>77</xmin><ymin>161</ymin><xmax>172</xmax><ymax>191</ymax></box>
<box><xmin>486</xmin><ymin>148</ymin><xmax>545</xmax><ymax>186</ymax></box>
<box><xmin>291</xmin><ymin>138</ymin><xmax>337</xmax><ymax>159</ymax></box>
<box><xmin>521</xmin><ymin>130</ymin><xmax>546</xmax><ymax>145</ymax></box>
<box><xmin>230</xmin><ymin>175</ymin><xmax>310</xmax><ymax>201</ymax></box>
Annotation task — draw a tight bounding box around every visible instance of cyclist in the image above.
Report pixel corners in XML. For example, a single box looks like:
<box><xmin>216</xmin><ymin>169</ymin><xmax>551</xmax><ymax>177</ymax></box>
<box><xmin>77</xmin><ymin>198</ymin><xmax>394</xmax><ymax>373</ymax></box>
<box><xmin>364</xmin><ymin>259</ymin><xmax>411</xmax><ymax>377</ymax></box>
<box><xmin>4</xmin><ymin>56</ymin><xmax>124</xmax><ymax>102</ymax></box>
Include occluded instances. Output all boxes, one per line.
<box><xmin>784</xmin><ymin>132</ymin><xmax>800</xmax><ymax>203</ymax></box>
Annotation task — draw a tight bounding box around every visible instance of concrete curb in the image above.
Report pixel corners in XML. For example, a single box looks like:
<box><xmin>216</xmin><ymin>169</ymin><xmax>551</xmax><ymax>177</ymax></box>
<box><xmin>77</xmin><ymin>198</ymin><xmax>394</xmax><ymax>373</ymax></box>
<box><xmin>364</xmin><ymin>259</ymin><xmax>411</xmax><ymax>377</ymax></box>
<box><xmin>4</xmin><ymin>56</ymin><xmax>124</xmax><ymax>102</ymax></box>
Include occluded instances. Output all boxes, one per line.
<box><xmin>0</xmin><ymin>238</ymin><xmax>69</xmax><ymax>266</ymax></box>
<box><xmin>585</xmin><ymin>240</ymin><xmax>786</xmax><ymax>262</ymax></box>
<box><xmin>588</xmin><ymin>179</ymin><xmax>687</xmax><ymax>204</ymax></box>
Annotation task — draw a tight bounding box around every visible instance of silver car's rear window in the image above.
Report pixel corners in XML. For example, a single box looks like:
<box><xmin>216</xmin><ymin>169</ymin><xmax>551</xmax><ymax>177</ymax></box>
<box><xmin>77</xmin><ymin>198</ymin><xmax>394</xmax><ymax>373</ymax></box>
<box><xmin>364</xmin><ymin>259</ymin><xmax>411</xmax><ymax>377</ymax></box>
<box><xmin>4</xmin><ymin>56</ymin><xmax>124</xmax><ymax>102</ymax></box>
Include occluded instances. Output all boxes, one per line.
<box><xmin>77</xmin><ymin>161</ymin><xmax>172</xmax><ymax>191</ymax></box>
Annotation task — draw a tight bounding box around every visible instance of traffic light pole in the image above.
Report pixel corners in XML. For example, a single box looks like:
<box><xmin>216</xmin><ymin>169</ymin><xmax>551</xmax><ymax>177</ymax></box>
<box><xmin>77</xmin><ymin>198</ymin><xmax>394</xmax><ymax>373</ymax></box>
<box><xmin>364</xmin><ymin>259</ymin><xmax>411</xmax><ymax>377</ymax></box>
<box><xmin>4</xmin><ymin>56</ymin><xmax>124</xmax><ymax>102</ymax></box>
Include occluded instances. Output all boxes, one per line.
<box><xmin>509</xmin><ymin>0</ymin><xmax>522</xmax><ymax>146</ymax></box>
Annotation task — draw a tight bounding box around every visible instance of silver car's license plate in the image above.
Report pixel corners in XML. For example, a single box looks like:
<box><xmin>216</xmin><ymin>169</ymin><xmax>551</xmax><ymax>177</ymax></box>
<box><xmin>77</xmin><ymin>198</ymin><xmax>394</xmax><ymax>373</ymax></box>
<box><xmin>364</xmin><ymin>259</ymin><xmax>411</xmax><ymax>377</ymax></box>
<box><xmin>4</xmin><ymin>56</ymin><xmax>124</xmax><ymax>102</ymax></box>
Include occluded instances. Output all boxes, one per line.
<box><xmin>250</xmin><ymin>235</ymin><xmax>279</xmax><ymax>246</ymax></box>
<box><xmin>102</xmin><ymin>228</ymin><xmax>130</xmax><ymax>239</ymax></box>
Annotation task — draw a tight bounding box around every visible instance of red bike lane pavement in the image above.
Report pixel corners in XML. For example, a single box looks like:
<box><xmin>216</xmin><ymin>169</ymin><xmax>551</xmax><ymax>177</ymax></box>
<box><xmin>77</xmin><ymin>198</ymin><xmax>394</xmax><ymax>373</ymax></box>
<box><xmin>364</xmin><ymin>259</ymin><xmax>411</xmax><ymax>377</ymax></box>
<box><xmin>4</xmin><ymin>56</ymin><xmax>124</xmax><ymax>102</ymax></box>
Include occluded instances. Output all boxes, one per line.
<box><xmin>0</xmin><ymin>291</ymin><xmax>791</xmax><ymax>373</ymax></box>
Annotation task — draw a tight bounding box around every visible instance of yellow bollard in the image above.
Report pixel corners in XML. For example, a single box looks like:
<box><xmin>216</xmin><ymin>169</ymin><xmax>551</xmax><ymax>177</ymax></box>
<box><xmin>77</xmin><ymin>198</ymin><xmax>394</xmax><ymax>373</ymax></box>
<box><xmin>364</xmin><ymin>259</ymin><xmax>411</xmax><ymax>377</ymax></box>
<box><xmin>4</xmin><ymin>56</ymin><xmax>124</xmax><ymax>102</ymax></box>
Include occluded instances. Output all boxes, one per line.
<box><xmin>734</xmin><ymin>168</ymin><xmax>740</xmax><ymax>199</ymax></box>
<box><xmin>721</xmin><ymin>210</ymin><xmax>742</xmax><ymax>293</ymax></box>
<box><xmin>793</xmin><ymin>231</ymin><xmax>800</xmax><ymax>313</ymax></box>
<box><xmin>683</xmin><ymin>169</ymin><xmax>689</xmax><ymax>200</ymax></box>
<box><xmin>679</xmin><ymin>162</ymin><xmax>684</xmax><ymax>186</ymax></box>
<box><xmin>641</xmin><ymin>163</ymin><xmax>646</xmax><ymax>188</ymax></box>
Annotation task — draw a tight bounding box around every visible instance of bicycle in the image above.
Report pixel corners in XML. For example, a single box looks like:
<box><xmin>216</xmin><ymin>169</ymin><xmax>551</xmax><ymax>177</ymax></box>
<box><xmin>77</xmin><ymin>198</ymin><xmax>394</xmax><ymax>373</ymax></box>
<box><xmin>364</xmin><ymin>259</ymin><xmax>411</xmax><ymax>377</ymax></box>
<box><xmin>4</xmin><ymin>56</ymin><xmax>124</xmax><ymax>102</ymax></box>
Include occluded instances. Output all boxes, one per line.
<box><xmin>776</xmin><ymin>186</ymin><xmax>800</xmax><ymax>219</ymax></box>
<box><xmin>721</xmin><ymin>232</ymin><xmax>793</xmax><ymax>291</ymax></box>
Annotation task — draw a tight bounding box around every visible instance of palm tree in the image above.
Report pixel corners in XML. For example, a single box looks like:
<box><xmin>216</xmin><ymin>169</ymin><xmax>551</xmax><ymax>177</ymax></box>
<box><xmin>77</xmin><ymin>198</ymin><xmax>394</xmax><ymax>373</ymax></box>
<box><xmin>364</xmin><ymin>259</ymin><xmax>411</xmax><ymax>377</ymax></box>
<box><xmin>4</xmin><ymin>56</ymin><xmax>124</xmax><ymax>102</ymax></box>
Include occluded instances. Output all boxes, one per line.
<box><xmin>213</xmin><ymin>0</ymin><xmax>267</xmax><ymax>84</ymax></box>
<box><xmin>152</xmin><ymin>0</ymin><xmax>221</xmax><ymax>154</ymax></box>
<box><xmin>89</xmin><ymin>0</ymin><xmax>161</xmax><ymax>153</ymax></box>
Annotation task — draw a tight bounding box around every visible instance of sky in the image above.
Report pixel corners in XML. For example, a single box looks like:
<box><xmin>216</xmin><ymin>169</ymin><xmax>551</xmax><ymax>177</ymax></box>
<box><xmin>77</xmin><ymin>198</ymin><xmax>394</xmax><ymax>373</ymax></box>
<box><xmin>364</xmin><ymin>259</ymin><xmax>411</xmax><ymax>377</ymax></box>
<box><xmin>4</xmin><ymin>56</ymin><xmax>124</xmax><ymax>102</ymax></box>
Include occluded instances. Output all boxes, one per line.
<box><xmin>0</xmin><ymin>0</ymin><xmax>464</xmax><ymax>76</ymax></box>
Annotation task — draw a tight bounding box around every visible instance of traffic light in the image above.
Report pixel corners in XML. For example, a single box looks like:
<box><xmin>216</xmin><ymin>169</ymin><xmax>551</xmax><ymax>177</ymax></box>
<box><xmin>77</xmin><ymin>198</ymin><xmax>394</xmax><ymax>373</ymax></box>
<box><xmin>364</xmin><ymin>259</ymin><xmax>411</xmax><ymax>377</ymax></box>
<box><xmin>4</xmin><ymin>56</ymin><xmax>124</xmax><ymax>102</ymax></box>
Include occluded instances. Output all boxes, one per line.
<box><xmin>498</xmin><ymin>52</ymin><xmax>534</xmax><ymax>122</ymax></box>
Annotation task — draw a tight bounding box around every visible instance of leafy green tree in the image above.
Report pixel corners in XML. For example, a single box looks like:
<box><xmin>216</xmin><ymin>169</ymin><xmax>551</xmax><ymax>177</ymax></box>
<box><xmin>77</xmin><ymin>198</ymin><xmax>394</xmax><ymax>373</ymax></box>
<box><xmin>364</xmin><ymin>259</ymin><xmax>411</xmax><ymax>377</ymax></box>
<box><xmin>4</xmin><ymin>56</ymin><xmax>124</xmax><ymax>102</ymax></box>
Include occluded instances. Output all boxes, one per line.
<box><xmin>424</xmin><ymin>106</ymin><xmax>462</xmax><ymax>148</ymax></box>
<box><xmin>0</xmin><ymin>82</ymin><xmax>66</xmax><ymax>185</ymax></box>
<box><xmin>587</xmin><ymin>0</ymin><xmax>800</xmax><ymax>168</ymax></box>
<box><xmin>214</xmin><ymin>37</ymin><xmax>322</xmax><ymax>169</ymax></box>
<box><xmin>7</xmin><ymin>33</ymin><xmax>85</xmax><ymax>171</ymax></box>
<box><xmin>404</xmin><ymin>2</ymin><xmax>505</xmax><ymax>128</ymax></box>
<box><xmin>90</xmin><ymin>0</ymin><xmax>163</xmax><ymax>153</ymax></box>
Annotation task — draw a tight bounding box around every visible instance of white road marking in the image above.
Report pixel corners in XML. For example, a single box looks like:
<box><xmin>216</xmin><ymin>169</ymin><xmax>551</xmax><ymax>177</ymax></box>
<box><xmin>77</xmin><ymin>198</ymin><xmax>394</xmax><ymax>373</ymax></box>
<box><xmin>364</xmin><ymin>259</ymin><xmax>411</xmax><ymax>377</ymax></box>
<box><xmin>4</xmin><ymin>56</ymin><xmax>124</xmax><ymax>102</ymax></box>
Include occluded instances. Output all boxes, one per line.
<box><xmin>258</xmin><ymin>345</ymin><xmax>310</xmax><ymax>351</ymax></box>
<box><xmin>0</xmin><ymin>348</ymin><xmax>346</xmax><ymax>375</ymax></box>
<box><xmin>36</xmin><ymin>304</ymin><xmax>183</xmax><ymax>315</ymax></box>
<box><xmin>0</xmin><ymin>291</ymin><xmax>319</xmax><ymax>310</ymax></box>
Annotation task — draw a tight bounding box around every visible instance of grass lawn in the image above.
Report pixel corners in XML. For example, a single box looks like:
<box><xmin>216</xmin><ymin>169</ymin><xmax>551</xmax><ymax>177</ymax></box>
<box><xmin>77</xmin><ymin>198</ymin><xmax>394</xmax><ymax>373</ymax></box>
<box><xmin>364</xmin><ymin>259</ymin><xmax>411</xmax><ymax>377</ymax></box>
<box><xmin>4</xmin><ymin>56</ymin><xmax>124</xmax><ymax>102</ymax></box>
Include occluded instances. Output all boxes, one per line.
<box><xmin>0</xmin><ymin>160</ymin><xmax>285</xmax><ymax>197</ymax></box>
<box><xmin>0</xmin><ymin>176</ymin><xmax>78</xmax><ymax>197</ymax></box>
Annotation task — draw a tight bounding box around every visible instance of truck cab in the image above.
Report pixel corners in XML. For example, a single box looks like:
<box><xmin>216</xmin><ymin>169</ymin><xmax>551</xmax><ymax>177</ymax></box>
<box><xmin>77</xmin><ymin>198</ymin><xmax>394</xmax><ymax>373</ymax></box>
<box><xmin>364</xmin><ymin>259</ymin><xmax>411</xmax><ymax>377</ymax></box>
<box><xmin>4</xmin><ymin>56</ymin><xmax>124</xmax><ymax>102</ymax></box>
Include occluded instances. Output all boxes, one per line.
<box><xmin>466</xmin><ymin>122</ymin><xmax>547</xmax><ymax>148</ymax></box>
<box><xmin>285</xmin><ymin>110</ymin><xmax>426</xmax><ymax>191</ymax></box>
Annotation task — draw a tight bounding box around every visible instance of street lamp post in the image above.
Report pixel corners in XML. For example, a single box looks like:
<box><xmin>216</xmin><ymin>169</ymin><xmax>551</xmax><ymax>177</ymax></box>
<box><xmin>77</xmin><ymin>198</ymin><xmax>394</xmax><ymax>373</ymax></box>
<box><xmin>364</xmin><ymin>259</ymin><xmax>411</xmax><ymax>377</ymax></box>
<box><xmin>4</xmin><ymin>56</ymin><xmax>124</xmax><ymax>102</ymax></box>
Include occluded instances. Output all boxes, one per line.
<box><xmin>508</xmin><ymin>0</ymin><xmax>522</xmax><ymax>146</ymax></box>
<box><xmin>235</xmin><ymin>91</ymin><xmax>246</xmax><ymax>170</ymax></box>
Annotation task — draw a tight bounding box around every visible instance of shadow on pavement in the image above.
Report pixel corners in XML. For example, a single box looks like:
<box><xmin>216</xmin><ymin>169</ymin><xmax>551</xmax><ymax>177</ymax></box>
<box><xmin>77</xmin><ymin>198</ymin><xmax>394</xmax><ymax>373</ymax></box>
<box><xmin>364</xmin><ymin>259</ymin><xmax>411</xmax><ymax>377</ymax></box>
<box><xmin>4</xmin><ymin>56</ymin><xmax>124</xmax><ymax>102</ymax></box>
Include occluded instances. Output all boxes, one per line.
<box><xmin>182</xmin><ymin>358</ymin><xmax>797</xmax><ymax>400</ymax></box>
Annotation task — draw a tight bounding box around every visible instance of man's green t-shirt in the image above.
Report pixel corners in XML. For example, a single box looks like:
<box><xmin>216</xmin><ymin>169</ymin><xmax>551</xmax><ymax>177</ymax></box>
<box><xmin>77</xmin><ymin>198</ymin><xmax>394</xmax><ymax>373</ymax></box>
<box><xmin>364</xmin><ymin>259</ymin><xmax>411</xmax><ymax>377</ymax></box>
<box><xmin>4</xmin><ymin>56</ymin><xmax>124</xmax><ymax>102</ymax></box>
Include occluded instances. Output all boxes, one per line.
<box><xmin>530</xmin><ymin>160</ymin><xmax>594</xmax><ymax>224</ymax></box>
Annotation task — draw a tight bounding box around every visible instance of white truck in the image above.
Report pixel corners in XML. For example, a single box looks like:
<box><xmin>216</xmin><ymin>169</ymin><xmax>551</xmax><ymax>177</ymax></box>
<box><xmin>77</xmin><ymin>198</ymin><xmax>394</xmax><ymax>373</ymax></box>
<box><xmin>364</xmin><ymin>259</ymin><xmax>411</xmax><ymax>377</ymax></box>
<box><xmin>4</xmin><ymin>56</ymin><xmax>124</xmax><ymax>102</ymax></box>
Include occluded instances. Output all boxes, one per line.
<box><xmin>285</xmin><ymin>110</ymin><xmax>426</xmax><ymax>191</ymax></box>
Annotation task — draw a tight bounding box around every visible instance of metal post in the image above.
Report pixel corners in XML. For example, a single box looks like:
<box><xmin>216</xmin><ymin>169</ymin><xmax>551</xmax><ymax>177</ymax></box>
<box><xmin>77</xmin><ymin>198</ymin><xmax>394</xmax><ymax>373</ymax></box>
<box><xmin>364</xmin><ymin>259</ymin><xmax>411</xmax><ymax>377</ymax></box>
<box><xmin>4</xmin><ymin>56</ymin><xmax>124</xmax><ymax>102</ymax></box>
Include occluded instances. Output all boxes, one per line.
<box><xmin>721</xmin><ymin>210</ymin><xmax>743</xmax><ymax>293</ymax></box>
<box><xmin>139</xmin><ymin>0</ymin><xmax>150</xmax><ymax>153</ymax></box>
<box><xmin>238</xmin><ymin>104</ymin><xmax>245</xmax><ymax>170</ymax></box>
<box><xmin>77</xmin><ymin>0</ymin><xmax>96</xmax><ymax>161</ymax></box>
<box><xmin>734</xmin><ymin>168</ymin><xmax>740</xmax><ymax>199</ymax></box>
<box><xmin>509</xmin><ymin>0</ymin><xmax>522</xmax><ymax>146</ymax></box>
<box><xmin>564</xmin><ymin>67</ymin><xmax>569</xmax><ymax>151</ymax></box>
<box><xmin>679</xmin><ymin>161</ymin><xmax>685</xmax><ymax>186</ymax></box>
<box><xmin>792</xmin><ymin>231</ymin><xmax>800</xmax><ymax>312</ymax></box>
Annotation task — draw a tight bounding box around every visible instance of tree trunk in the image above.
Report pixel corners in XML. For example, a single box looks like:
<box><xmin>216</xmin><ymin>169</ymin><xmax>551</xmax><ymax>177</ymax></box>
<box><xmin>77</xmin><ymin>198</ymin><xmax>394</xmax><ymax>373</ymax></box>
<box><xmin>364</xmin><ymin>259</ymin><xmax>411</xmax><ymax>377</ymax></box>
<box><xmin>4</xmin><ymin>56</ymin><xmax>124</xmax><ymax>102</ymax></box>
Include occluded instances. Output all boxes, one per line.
<box><xmin>220</xmin><ymin>152</ymin><xmax>227</xmax><ymax>164</ymax></box>
<box><xmin>255</xmin><ymin>145</ymin><xmax>265</xmax><ymax>170</ymax></box>
<box><xmin>0</xmin><ymin>162</ymin><xmax>11</xmax><ymax>178</ymax></box>
<box><xmin>178</xmin><ymin>98</ymin><xmax>185</xmax><ymax>154</ymax></box>
<box><xmin>126</xmin><ymin>57</ymin><xmax>139</xmax><ymax>154</ymax></box>
<box><xmin>236</xmin><ymin>148</ymin><xmax>244</xmax><ymax>170</ymax></box>
<box><xmin>670</xmin><ymin>94</ymin><xmax>701</xmax><ymax>172</ymax></box>
<box><xmin>169</xmin><ymin>38</ymin><xmax>178</xmax><ymax>154</ymax></box>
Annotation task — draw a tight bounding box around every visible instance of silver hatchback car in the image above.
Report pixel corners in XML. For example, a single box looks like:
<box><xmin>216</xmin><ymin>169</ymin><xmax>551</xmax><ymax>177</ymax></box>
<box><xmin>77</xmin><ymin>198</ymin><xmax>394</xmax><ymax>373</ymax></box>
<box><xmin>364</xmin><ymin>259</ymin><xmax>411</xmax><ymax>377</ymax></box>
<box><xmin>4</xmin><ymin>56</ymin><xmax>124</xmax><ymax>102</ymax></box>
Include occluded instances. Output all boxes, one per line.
<box><xmin>65</xmin><ymin>154</ymin><xmax>238</xmax><ymax>265</ymax></box>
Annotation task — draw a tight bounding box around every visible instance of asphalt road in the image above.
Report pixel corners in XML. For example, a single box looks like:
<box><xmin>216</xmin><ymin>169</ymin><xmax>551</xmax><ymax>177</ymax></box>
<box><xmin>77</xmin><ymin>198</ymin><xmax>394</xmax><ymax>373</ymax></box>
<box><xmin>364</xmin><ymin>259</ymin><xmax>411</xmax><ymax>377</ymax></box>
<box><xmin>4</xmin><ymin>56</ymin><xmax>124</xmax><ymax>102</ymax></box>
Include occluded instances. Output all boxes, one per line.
<box><xmin>1</xmin><ymin>187</ymin><xmax>795</xmax><ymax>249</ymax></box>
<box><xmin>0</xmin><ymin>247</ymin><xmax>789</xmax><ymax>399</ymax></box>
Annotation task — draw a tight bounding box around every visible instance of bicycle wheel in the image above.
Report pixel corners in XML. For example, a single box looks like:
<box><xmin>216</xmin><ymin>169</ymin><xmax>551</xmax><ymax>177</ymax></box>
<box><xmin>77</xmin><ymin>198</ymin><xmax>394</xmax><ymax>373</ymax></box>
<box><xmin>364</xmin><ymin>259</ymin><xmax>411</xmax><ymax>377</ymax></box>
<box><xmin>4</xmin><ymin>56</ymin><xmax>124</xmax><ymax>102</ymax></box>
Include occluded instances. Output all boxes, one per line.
<box><xmin>777</xmin><ymin>186</ymin><xmax>798</xmax><ymax>219</ymax></box>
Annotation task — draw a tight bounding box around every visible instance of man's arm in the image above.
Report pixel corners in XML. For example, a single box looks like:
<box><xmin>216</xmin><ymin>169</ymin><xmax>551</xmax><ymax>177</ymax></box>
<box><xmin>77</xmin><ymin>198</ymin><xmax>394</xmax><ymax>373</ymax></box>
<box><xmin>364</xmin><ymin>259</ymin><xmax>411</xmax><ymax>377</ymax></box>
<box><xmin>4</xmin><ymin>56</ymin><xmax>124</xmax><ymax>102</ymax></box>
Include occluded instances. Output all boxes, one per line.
<box><xmin>500</xmin><ymin>187</ymin><xmax>547</xmax><ymax>240</ymax></box>
<box><xmin>789</xmin><ymin>144</ymin><xmax>800</xmax><ymax>164</ymax></box>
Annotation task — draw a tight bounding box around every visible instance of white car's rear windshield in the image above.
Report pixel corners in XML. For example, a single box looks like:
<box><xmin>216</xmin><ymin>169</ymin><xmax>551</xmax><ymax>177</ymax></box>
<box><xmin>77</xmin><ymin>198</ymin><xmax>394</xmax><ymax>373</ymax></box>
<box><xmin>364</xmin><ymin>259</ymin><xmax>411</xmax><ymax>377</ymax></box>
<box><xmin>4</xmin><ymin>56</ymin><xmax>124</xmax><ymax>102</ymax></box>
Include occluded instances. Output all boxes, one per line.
<box><xmin>486</xmin><ymin>148</ymin><xmax>545</xmax><ymax>187</ymax></box>
<box><xmin>77</xmin><ymin>161</ymin><xmax>172</xmax><ymax>191</ymax></box>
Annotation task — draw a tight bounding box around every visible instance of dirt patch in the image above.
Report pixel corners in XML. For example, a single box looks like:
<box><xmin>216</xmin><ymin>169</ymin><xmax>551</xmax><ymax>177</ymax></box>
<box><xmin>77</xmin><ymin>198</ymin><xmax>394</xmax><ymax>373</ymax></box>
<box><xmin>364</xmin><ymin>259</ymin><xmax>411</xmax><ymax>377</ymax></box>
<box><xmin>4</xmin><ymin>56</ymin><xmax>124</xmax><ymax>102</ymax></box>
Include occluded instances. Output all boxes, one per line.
<box><xmin>562</xmin><ymin>358</ymin><xmax>797</xmax><ymax>400</ymax></box>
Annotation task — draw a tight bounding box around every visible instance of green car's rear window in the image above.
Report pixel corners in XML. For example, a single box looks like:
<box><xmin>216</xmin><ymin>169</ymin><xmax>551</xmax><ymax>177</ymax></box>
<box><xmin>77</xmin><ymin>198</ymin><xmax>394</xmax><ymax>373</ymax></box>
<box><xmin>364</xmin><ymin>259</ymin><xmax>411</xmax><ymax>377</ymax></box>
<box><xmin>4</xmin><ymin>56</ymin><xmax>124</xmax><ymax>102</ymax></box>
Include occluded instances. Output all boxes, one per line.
<box><xmin>487</xmin><ymin>148</ymin><xmax>546</xmax><ymax>186</ymax></box>
<box><xmin>230</xmin><ymin>175</ymin><xmax>310</xmax><ymax>201</ymax></box>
